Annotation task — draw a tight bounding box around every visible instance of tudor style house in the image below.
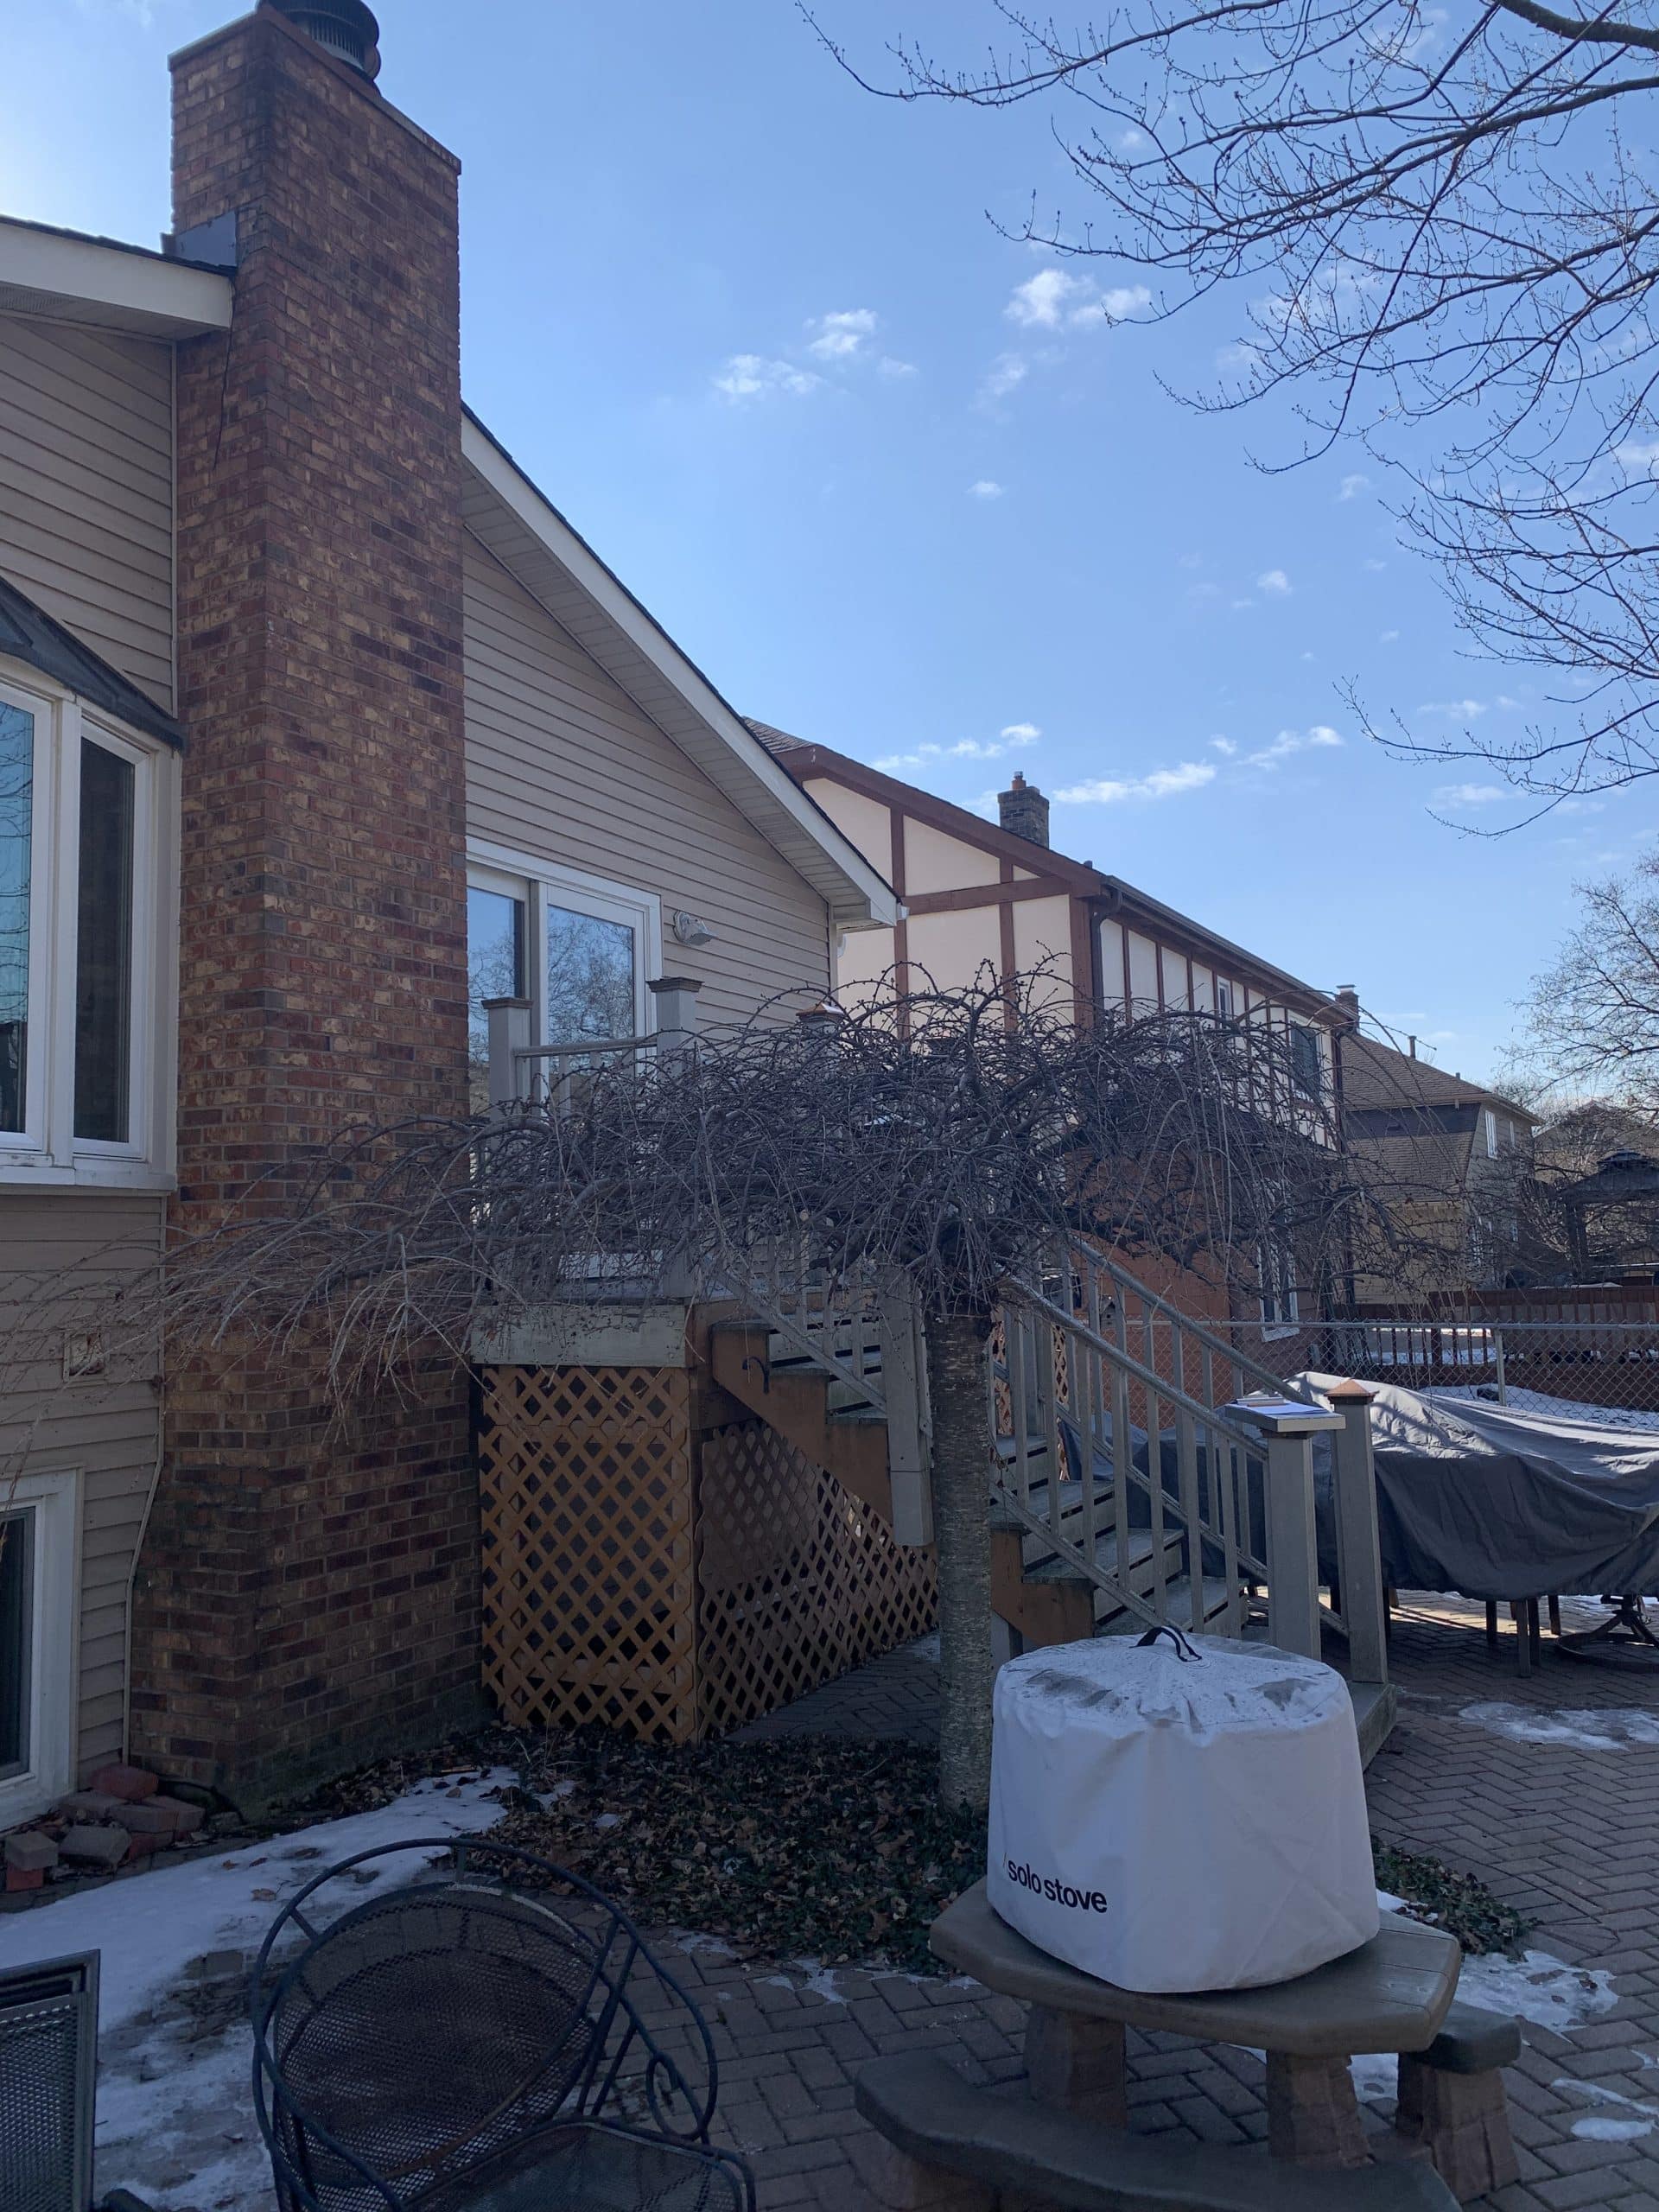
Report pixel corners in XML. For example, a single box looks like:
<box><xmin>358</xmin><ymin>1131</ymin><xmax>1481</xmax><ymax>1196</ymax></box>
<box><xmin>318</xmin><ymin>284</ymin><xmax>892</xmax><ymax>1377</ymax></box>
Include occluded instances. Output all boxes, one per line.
<box><xmin>0</xmin><ymin>0</ymin><xmax>895</xmax><ymax>1821</ymax></box>
<box><xmin>751</xmin><ymin>726</ymin><xmax>1347</xmax><ymax>1330</ymax></box>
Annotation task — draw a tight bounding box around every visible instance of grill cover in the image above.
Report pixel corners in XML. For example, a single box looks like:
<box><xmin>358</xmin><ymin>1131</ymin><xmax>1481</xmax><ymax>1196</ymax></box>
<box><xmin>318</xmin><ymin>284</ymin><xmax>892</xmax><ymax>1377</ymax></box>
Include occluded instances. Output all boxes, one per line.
<box><xmin>987</xmin><ymin>1635</ymin><xmax>1376</xmax><ymax>1992</ymax></box>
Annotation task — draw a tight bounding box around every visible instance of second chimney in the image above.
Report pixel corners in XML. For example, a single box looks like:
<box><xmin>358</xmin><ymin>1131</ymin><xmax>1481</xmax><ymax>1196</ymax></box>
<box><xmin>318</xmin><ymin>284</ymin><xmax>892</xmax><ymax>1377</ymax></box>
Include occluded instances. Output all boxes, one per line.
<box><xmin>999</xmin><ymin>771</ymin><xmax>1050</xmax><ymax>848</ymax></box>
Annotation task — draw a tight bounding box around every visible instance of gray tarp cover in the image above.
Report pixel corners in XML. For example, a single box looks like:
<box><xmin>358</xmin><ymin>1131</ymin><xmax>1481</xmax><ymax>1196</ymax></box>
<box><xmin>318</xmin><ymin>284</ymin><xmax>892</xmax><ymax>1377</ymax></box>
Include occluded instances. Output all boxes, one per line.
<box><xmin>1299</xmin><ymin>1373</ymin><xmax>1659</xmax><ymax>1599</ymax></box>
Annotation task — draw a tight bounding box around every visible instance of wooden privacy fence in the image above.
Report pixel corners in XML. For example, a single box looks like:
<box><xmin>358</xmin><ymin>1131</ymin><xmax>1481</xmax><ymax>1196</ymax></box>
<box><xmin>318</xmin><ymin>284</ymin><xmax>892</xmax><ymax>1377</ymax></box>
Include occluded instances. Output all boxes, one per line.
<box><xmin>477</xmin><ymin>1352</ymin><xmax>935</xmax><ymax>1745</ymax></box>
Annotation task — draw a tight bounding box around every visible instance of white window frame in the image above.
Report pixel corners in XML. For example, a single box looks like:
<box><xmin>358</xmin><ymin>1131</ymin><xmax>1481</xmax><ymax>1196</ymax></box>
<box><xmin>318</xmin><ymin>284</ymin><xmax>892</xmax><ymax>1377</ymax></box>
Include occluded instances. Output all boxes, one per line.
<box><xmin>0</xmin><ymin>1465</ymin><xmax>81</xmax><ymax>1829</ymax></box>
<box><xmin>1216</xmin><ymin>977</ymin><xmax>1236</xmax><ymax>1022</ymax></box>
<box><xmin>0</xmin><ymin>658</ymin><xmax>179</xmax><ymax>1192</ymax></box>
<box><xmin>467</xmin><ymin>838</ymin><xmax>662</xmax><ymax>1046</ymax></box>
<box><xmin>1257</xmin><ymin>1240</ymin><xmax>1301</xmax><ymax>1338</ymax></box>
<box><xmin>1484</xmin><ymin>1109</ymin><xmax>1498</xmax><ymax>1159</ymax></box>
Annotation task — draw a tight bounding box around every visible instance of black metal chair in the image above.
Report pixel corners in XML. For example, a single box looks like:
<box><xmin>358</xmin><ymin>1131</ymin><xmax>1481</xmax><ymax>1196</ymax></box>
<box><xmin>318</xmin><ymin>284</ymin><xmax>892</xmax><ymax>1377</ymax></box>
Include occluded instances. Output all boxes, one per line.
<box><xmin>249</xmin><ymin>1836</ymin><xmax>754</xmax><ymax>2212</ymax></box>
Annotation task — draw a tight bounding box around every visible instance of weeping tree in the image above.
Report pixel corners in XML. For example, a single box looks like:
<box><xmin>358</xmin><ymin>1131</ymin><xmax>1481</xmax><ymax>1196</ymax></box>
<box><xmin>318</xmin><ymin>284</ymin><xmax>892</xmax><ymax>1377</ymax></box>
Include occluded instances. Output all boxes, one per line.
<box><xmin>5</xmin><ymin>970</ymin><xmax>1421</xmax><ymax>1808</ymax></box>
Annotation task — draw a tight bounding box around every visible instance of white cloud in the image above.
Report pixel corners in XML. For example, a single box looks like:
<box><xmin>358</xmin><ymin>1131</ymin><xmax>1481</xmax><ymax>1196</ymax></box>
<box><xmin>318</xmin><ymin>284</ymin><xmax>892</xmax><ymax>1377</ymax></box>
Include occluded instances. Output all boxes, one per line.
<box><xmin>714</xmin><ymin>354</ymin><xmax>822</xmax><ymax>402</ymax></box>
<box><xmin>1434</xmin><ymin>783</ymin><xmax>1508</xmax><ymax>806</ymax></box>
<box><xmin>1380</xmin><ymin>628</ymin><xmax>1400</xmax><ymax>643</ymax></box>
<box><xmin>1209</xmin><ymin>736</ymin><xmax>1238</xmax><ymax>755</ymax></box>
<box><xmin>1057</xmin><ymin>762</ymin><xmax>1217</xmax><ymax>804</ymax></box>
<box><xmin>1256</xmin><ymin>568</ymin><xmax>1293</xmax><ymax>595</ymax></box>
<box><xmin>806</xmin><ymin>308</ymin><xmax>878</xmax><ymax>361</ymax></box>
<box><xmin>981</xmin><ymin>353</ymin><xmax>1029</xmax><ymax>402</ymax></box>
<box><xmin>1617</xmin><ymin>440</ymin><xmax>1659</xmax><ymax>476</ymax></box>
<box><xmin>1418</xmin><ymin>697</ymin><xmax>1488</xmax><ymax>719</ymax></box>
<box><xmin>874</xmin><ymin>728</ymin><xmax>1040</xmax><ymax>771</ymax></box>
<box><xmin>1364</xmin><ymin>557</ymin><xmax>1388</xmax><ymax>572</ymax></box>
<box><xmin>1006</xmin><ymin>266</ymin><xmax>1152</xmax><ymax>330</ymax></box>
<box><xmin>878</xmin><ymin>356</ymin><xmax>918</xmax><ymax>378</ymax></box>
<box><xmin>1007</xmin><ymin>268</ymin><xmax>1080</xmax><ymax>327</ymax></box>
<box><xmin>1072</xmin><ymin>284</ymin><xmax>1155</xmax><ymax>326</ymax></box>
<box><xmin>1338</xmin><ymin>474</ymin><xmax>1370</xmax><ymax>500</ymax></box>
<box><xmin>968</xmin><ymin>480</ymin><xmax>1004</xmax><ymax>500</ymax></box>
<box><xmin>1245</xmin><ymin>726</ymin><xmax>1343</xmax><ymax>769</ymax></box>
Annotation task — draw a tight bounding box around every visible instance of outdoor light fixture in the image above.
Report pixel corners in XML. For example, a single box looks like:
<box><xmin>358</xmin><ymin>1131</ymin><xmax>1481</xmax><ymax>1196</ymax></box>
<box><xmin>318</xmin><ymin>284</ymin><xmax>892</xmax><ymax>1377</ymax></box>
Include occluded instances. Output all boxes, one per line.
<box><xmin>671</xmin><ymin>912</ymin><xmax>715</xmax><ymax>948</ymax></box>
<box><xmin>0</xmin><ymin>1951</ymin><xmax>99</xmax><ymax>2212</ymax></box>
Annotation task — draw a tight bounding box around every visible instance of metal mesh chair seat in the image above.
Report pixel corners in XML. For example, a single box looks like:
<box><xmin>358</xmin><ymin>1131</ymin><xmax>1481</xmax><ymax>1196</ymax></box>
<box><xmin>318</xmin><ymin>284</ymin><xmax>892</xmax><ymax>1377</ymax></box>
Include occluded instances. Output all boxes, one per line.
<box><xmin>252</xmin><ymin>1841</ymin><xmax>754</xmax><ymax>2212</ymax></box>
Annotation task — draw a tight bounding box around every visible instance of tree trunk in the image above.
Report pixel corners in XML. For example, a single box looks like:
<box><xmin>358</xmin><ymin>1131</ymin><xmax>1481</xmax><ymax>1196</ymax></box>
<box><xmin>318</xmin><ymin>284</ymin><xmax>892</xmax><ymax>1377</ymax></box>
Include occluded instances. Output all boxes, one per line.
<box><xmin>927</xmin><ymin>1303</ymin><xmax>995</xmax><ymax>1810</ymax></box>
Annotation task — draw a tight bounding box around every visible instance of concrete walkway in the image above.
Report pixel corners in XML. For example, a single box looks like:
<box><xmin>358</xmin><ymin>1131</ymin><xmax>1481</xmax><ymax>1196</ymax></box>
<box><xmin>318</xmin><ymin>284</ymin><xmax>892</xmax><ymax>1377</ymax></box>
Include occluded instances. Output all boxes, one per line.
<box><xmin>679</xmin><ymin>1595</ymin><xmax>1659</xmax><ymax>2209</ymax></box>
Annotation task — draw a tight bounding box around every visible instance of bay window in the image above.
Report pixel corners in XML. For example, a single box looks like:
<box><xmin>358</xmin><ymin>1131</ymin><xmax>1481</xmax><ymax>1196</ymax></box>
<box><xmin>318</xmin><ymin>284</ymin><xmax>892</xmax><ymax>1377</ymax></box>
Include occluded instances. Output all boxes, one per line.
<box><xmin>467</xmin><ymin>841</ymin><xmax>659</xmax><ymax>1108</ymax></box>
<box><xmin>0</xmin><ymin>666</ymin><xmax>175</xmax><ymax>1184</ymax></box>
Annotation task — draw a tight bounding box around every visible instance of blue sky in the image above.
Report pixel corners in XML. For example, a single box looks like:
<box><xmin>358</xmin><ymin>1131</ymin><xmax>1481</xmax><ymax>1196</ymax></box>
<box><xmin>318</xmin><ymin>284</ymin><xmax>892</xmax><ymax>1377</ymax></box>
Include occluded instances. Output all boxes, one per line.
<box><xmin>11</xmin><ymin>0</ymin><xmax>1652</xmax><ymax>1084</ymax></box>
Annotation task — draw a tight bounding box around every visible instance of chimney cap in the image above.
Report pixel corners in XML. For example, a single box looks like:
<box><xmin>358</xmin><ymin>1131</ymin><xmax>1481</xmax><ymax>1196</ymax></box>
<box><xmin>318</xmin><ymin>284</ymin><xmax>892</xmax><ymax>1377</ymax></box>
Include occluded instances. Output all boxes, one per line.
<box><xmin>269</xmin><ymin>0</ymin><xmax>381</xmax><ymax>79</ymax></box>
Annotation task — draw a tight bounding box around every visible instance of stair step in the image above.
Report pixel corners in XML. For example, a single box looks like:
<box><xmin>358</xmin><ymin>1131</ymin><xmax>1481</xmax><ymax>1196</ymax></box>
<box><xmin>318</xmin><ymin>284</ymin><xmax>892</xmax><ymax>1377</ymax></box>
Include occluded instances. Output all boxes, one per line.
<box><xmin>1096</xmin><ymin>1574</ymin><xmax>1239</xmax><ymax>1634</ymax></box>
<box><xmin>1024</xmin><ymin>1526</ymin><xmax>1181</xmax><ymax>1585</ymax></box>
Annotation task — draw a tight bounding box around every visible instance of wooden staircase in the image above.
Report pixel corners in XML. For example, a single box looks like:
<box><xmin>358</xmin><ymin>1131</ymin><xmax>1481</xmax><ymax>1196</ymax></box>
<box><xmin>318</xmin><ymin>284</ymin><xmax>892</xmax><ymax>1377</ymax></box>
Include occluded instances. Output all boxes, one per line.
<box><xmin>704</xmin><ymin>1243</ymin><xmax>1395</xmax><ymax>1758</ymax></box>
<box><xmin>708</xmin><ymin>1319</ymin><xmax>894</xmax><ymax>1525</ymax></box>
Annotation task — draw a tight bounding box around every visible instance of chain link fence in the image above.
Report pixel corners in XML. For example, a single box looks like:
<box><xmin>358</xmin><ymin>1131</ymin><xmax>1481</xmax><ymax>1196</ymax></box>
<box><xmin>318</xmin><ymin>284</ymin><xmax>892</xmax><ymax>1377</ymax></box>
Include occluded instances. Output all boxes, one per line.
<box><xmin>1208</xmin><ymin>1315</ymin><xmax>1659</xmax><ymax>1423</ymax></box>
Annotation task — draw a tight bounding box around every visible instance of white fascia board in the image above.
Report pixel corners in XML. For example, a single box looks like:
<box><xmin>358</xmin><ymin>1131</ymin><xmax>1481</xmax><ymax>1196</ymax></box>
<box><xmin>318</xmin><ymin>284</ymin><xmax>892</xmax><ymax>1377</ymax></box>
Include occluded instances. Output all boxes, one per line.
<box><xmin>0</xmin><ymin>219</ymin><xmax>233</xmax><ymax>337</ymax></box>
<box><xmin>461</xmin><ymin>413</ymin><xmax>899</xmax><ymax>931</ymax></box>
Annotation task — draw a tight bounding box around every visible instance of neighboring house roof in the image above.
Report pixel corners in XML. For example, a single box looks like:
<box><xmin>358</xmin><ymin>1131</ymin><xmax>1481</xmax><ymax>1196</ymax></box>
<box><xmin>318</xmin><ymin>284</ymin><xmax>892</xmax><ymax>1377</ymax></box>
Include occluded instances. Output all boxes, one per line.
<box><xmin>1341</xmin><ymin>1034</ymin><xmax>1531</xmax><ymax>1123</ymax></box>
<box><xmin>0</xmin><ymin>570</ymin><xmax>183</xmax><ymax>747</ymax></box>
<box><xmin>0</xmin><ymin>217</ymin><xmax>897</xmax><ymax>933</ymax></box>
<box><xmin>753</xmin><ymin>724</ymin><xmax>1339</xmax><ymax>1020</ymax></box>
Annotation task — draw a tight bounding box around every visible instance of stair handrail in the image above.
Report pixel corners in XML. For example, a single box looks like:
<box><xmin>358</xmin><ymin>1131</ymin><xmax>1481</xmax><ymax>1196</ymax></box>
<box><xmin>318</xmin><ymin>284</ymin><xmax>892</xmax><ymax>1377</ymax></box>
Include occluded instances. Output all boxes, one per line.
<box><xmin>1007</xmin><ymin>1281</ymin><xmax>1275</xmax><ymax>1465</ymax></box>
<box><xmin>1062</xmin><ymin>1237</ymin><xmax>1319</xmax><ymax>1408</ymax></box>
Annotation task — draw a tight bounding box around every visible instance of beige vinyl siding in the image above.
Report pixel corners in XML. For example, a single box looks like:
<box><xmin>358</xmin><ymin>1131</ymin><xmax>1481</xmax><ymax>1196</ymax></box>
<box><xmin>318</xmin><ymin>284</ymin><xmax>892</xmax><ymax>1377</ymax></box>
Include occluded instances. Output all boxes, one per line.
<box><xmin>0</xmin><ymin>315</ymin><xmax>175</xmax><ymax>712</ymax></box>
<box><xmin>463</xmin><ymin>534</ymin><xmax>830</xmax><ymax>1025</ymax></box>
<box><xmin>0</xmin><ymin>1192</ymin><xmax>165</xmax><ymax>1781</ymax></box>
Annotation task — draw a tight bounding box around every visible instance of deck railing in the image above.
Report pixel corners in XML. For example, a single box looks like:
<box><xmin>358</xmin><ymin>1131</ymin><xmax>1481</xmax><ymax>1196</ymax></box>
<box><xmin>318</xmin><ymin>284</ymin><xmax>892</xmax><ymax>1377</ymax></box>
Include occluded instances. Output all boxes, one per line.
<box><xmin>993</xmin><ymin>1241</ymin><xmax>1386</xmax><ymax>1672</ymax></box>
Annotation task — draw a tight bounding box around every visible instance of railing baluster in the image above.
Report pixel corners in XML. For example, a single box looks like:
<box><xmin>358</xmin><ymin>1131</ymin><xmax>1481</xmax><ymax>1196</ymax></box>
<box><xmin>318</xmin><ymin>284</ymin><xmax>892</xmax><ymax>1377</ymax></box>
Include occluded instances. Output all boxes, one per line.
<box><xmin>1142</xmin><ymin>1302</ymin><xmax>1169</xmax><ymax>1622</ymax></box>
<box><xmin>1172</xmin><ymin>1324</ymin><xmax>1205</xmax><ymax>1633</ymax></box>
<box><xmin>1111</xmin><ymin>1294</ymin><xmax>1134</xmax><ymax>1622</ymax></box>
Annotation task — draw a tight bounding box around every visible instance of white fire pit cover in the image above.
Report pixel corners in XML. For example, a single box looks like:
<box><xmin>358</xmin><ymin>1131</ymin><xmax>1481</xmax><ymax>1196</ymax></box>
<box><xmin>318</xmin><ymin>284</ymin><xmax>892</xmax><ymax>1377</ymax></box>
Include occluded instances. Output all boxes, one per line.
<box><xmin>987</xmin><ymin>1630</ymin><xmax>1376</xmax><ymax>1993</ymax></box>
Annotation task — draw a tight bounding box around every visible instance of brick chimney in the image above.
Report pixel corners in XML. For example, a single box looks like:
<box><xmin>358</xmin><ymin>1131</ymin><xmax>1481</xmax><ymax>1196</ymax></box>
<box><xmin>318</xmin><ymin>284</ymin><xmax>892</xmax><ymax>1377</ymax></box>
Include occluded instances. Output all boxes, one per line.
<box><xmin>999</xmin><ymin>771</ymin><xmax>1050</xmax><ymax>848</ymax></box>
<box><xmin>132</xmin><ymin>4</ymin><xmax>475</xmax><ymax>1796</ymax></box>
<box><xmin>1333</xmin><ymin>985</ymin><xmax>1360</xmax><ymax>1029</ymax></box>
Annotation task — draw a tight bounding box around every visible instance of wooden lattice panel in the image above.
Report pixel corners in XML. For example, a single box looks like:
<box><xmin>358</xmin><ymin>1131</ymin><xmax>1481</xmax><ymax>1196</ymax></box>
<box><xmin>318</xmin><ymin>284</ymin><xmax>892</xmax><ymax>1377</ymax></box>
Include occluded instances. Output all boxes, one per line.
<box><xmin>479</xmin><ymin>1366</ymin><xmax>698</xmax><ymax>1743</ymax></box>
<box><xmin>695</xmin><ymin>1419</ymin><xmax>937</xmax><ymax>1738</ymax></box>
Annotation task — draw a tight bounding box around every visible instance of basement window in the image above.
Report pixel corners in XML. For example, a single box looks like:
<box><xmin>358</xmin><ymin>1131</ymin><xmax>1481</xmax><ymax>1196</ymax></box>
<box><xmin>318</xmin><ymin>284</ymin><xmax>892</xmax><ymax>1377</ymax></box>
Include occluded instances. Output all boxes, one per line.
<box><xmin>0</xmin><ymin>1469</ymin><xmax>77</xmax><ymax>1827</ymax></box>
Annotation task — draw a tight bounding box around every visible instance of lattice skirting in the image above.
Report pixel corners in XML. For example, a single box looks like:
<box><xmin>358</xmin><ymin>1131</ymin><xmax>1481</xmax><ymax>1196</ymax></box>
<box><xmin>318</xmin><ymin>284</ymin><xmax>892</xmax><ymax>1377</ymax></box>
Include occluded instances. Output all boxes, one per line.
<box><xmin>478</xmin><ymin>1367</ymin><xmax>936</xmax><ymax>1744</ymax></box>
<box><xmin>696</xmin><ymin>1420</ymin><xmax>936</xmax><ymax>1738</ymax></box>
<box><xmin>479</xmin><ymin>1366</ymin><xmax>699</xmax><ymax>1742</ymax></box>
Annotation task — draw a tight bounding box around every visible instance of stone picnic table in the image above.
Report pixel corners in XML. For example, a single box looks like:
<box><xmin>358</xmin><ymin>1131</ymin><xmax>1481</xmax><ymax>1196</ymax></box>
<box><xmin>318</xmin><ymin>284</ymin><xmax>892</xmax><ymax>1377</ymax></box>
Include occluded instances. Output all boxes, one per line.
<box><xmin>925</xmin><ymin>1881</ymin><xmax>1518</xmax><ymax>2198</ymax></box>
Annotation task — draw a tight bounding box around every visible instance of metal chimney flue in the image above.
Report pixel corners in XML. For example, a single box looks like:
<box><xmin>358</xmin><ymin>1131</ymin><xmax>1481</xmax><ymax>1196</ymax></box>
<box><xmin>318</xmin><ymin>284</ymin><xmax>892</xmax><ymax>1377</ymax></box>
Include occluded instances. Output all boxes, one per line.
<box><xmin>270</xmin><ymin>0</ymin><xmax>381</xmax><ymax>78</ymax></box>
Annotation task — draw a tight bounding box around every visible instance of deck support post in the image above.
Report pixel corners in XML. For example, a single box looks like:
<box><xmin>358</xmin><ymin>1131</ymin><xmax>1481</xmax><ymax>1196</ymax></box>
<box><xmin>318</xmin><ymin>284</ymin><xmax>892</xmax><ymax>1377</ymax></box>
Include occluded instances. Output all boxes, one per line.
<box><xmin>483</xmin><ymin>995</ymin><xmax>531</xmax><ymax>1108</ymax></box>
<box><xmin>1328</xmin><ymin>1380</ymin><xmax>1389</xmax><ymax>1688</ymax></box>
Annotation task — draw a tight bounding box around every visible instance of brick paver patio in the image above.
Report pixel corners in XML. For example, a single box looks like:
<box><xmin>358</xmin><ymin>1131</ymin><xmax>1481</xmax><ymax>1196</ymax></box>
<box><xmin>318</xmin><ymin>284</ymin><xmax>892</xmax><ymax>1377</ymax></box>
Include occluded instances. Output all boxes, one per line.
<box><xmin>656</xmin><ymin>1596</ymin><xmax>1659</xmax><ymax>2209</ymax></box>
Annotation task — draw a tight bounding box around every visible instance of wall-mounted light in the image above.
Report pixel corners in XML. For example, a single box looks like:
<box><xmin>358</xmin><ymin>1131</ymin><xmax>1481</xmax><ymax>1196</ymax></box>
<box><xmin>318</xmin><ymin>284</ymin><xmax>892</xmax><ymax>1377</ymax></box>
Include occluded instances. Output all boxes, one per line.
<box><xmin>672</xmin><ymin>912</ymin><xmax>715</xmax><ymax>948</ymax></box>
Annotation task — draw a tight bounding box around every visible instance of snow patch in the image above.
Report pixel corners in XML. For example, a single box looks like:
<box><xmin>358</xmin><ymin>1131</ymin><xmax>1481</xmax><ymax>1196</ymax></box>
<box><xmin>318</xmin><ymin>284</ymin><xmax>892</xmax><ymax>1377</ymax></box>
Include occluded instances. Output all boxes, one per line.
<box><xmin>1553</xmin><ymin>2077</ymin><xmax>1659</xmax><ymax>2140</ymax></box>
<box><xmin>1458</xmin><ymin>1949</ymin><xmax>1621</xmax><ymax>2034</ymax></box>
<box><xmin>1350</xmin><ymin>1904</ymin><xmax>1623</xmax><ymax>2100</ymax></box>
<box><xmin>1350</xmin><ymin>2051</ymin><xmax>1399</xmax><ymax>2103</ymax></box>
<box><xmin>1458</xmin><ymin>1702</ymin><xmax>1659</xmax><ymax>1752</ymax></box>
<box><xmin>0</xmin><ymin>1769</ymin><xmax>512</xmax><ymax>2212</ymax></box>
